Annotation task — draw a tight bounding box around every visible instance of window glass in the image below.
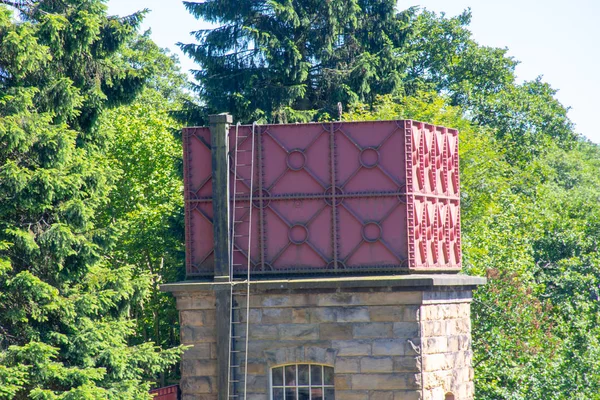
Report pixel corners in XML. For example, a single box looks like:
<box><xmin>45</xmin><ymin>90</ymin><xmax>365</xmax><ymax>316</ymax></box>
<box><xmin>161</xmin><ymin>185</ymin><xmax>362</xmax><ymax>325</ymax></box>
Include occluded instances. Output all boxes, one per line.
<box><xmin>272</xmin><ymin>364</ymin><xmax>335</xmax><ymax>400</ymax></box>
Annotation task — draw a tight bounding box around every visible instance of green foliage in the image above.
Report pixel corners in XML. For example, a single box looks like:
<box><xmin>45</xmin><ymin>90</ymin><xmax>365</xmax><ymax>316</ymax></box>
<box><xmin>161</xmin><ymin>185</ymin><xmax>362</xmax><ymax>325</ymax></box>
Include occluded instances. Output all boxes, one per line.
<box><xmin>180</xmin><ymin>0</ymin><xmax>413</xmax><ymax>123</ymax></box>
<box><xmin>97</xmin><ymin>43</ymin><xmax>190</xmax><ymax>384</ymax></box>
<box><xmin>0</xmin><ymin>1</ymin><xmax>183</xmax><ymax>398</ymax></box>
<box><xmin>346</xmin><ymin>91</ymin><xmax>600</xmax><ymax>399</ymax></box>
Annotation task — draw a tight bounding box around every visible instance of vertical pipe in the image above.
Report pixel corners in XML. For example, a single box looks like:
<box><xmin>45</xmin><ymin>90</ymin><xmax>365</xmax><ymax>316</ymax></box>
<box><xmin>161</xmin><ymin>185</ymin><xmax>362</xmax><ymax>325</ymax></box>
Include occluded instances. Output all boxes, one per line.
<box><xmin>209</xmin><ymin>113</ymin><xmax>233</xmax><ymax>400</ymax></box>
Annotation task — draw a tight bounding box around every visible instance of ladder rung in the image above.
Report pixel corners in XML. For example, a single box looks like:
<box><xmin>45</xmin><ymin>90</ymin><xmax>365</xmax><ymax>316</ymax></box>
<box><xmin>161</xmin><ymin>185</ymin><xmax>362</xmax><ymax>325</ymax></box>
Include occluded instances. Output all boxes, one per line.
<box><xmin>231</xmin><ymin>336</ymin><xmax>243</xmax><ymax>339</ymax></box>
<box><xmin>231</xmin><ymin>321</ymin><xmax>243</xmax><ymax>324</ymax></box>
<box><xmin>237</xmin><ymin>150</ymin><xmax>252</xmax><ymax>152</ymax></box>
<box><xmin>237</xmin><ymin>164</ymin><xmax>251</xmax><ymax>166</ymax></box>
<box><xmin>234</xmin><ymin>234</ymin><xmax>248</xmax><ymax>238</ymax></box>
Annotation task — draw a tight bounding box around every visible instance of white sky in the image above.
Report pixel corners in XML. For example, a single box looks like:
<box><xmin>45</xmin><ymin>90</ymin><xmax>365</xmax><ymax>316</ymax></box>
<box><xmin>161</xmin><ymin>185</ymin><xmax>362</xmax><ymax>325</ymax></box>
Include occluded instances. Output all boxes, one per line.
<box><xmin>107</xmin><ymin>0</ymin><xmax>600</xmax><ymax>144</ymax></box>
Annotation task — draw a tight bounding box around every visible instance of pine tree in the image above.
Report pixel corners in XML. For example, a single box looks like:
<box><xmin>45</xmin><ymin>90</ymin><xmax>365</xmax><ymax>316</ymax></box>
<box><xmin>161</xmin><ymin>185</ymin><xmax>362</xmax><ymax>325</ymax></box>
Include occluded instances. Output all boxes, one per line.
<box><xmin>181</xmin><ymin>0</ymin><xmax>413</xmax><ymax>123</ymax></box>
<box><xmin>0</xmin><ymin>1</ymin><xmax>182</xmax><ymax>398</ymax></box>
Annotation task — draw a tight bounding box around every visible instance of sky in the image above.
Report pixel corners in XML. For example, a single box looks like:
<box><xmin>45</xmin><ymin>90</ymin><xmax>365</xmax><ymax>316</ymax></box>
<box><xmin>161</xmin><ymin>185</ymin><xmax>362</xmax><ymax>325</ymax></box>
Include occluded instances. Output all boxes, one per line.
<box><xmin>107</xmin><ymin>0</ymin><xmax>600</xmax><ymax>144</ymax></box>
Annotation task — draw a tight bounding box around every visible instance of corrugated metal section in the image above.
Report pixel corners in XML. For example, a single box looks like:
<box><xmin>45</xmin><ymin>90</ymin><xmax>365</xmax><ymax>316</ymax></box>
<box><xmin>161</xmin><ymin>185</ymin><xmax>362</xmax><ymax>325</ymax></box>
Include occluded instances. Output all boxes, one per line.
<box><xmin>183</xmin><ymin>120</ymin><xmax>461</xmax><ymax>277</ymax></box>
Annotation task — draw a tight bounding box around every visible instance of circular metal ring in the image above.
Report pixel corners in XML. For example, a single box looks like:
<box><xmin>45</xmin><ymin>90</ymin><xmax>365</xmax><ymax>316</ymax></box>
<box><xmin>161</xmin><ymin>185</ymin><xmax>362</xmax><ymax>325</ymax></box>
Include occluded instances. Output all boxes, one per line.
<box><xmin>252</xmin><ymin>189</ymin><xmax>270</xmax><ymax>208</ymax></box>
<box><xmin>324</xmin><ymin>186</ymin><xmax>344</xmax><ymax>206</ymax></box>
<box><xmin>288</xmin><ymin>224</ymin><xmax>309</xmax><ymax>245</ymax></box>
<box><xmin>286</xmin><ymin>149</ymin><xmax>307</xmax><ymax>171</ymax></box>
<box><xmin>359</xmin><ymin>147</ymin><xmax>380</xmax><ymax>169</ymax></box>
<box><xmin>362</xmin><ymin>222</ymin><xmax>382</xmax><ymax>243</ymax></box>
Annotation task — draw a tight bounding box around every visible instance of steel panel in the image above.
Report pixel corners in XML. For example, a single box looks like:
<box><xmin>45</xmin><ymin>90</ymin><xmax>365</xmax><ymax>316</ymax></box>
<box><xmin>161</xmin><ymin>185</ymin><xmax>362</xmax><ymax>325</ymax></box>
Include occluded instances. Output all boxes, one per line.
<box><xmin>183</xmin><ymin>120</ymin><xmax>462</xmax><ymax>276</ymax></box>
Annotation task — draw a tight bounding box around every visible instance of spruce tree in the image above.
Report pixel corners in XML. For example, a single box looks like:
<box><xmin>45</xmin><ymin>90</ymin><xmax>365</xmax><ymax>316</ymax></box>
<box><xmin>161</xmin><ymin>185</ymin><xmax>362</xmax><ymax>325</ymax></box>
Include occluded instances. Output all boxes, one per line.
<box><xmin>181</xmin><ymin>0</ymin><xmax>413</xmax><ymax>123</ymax></box>
<box><xmin>0</xmin><ymin>1</ymin><xmax>182</xmax><ymax>398</ymax></box>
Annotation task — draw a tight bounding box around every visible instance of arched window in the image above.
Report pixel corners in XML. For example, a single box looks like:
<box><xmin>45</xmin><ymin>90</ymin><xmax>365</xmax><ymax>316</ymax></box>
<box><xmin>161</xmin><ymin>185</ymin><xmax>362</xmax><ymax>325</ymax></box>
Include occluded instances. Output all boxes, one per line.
<box><xmin>445</xmin><ymin>393</ymin><xmax>455</xmax><ymax>400</ymax></box>
<box><xmin>271</xmin><ymin>364</ymin><xmax>334</xmax><ymax>400</ymax></box>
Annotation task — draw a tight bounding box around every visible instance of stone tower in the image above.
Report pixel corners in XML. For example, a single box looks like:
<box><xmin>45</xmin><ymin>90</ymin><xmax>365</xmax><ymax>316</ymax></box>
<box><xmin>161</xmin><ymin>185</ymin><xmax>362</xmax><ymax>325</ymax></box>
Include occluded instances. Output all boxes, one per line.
<box><xmin>162</xmin><ymin>114</ymin><xmax>485</xmax><ymax>400</ymax></box>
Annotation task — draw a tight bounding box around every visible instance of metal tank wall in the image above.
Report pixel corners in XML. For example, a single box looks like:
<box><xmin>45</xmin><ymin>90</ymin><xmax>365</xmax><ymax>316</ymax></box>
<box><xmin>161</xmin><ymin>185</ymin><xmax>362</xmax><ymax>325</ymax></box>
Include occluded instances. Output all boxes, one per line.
<box><xmin>183</xmin><ymin>120</ymin><xmax>461</xmax><ymax>277</ymax></box>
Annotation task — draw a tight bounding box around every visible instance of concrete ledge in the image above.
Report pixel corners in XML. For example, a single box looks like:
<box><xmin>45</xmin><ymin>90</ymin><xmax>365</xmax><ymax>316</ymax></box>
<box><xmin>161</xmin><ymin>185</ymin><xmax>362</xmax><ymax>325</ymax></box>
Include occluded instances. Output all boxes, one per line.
<box><xmin>161</xmin><ymin>274</ymin><xmax>486</xmax><ymax>294</ymax></box>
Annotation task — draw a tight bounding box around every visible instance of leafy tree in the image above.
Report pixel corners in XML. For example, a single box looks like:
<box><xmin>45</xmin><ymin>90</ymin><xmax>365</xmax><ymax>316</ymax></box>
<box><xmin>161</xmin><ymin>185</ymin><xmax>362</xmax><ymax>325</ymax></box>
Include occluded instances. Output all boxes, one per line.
<box><xmin>404</xmin><ymin>10</ymin><xmax>576</xmax><ymax>162</ymax></box>
<box><xmin>0</xmin><ymin>1</ymin><xmax>183</xmax><ymax>398</ymax></box>
<box><xmin>97</xmin><ymin>38</ymin><xmax>190</xmax><ymax>385</ymax></box>
<box><xmin>346</xmin><ymin>93</ymin><xmax>600</xmax><ymax>399</ymax></box>
<box><xmin>180</xmin><ymin>0</ymin><xmax>414</xmax><ymax>123</ymax></box>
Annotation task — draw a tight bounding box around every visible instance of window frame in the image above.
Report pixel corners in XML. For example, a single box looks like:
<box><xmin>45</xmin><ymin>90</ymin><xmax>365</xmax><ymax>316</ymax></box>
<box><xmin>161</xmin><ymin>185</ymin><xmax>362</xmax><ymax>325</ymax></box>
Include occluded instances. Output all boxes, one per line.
<box><xmin>269</xmin><ymin>363</ymin><xmax>335</xmax><ymax>400</ymax></box>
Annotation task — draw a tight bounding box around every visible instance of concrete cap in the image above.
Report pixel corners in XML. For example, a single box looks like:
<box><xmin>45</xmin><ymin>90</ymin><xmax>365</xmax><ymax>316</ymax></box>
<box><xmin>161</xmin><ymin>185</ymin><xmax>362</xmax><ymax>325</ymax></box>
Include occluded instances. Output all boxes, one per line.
<box><xmin>209</xmin><ymin>113</ymin><xmax>233</xmax><ymax>124</ymax></box>
<box><xmin>161</xmin><ymin>274</ymin><xmax>486</xmax><ymax>293</ymax></box>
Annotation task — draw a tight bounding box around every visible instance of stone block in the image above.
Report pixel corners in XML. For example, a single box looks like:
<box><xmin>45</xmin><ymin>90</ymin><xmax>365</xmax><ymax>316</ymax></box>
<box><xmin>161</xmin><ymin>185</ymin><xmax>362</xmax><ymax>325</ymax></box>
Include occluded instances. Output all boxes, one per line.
<box><xmin>353</xmin><ymin>323</ymin><xmax>393</xmax><ymax>339</ymax></box>
<box><xmin>181</xmin><ymin>325</ymin><xmax>216</xmax><ymax>344</ymax></box>
<box><xmin>335</xmin><ymin>374</ymin><xmax>352</xmax><ymax>390</ymax></box>
<box><xmin>351</xmin><ymin>373</ymin><xmax>415</xmax><ymax>390</ymax></box>
<box><xmin>336</xmin><ymin>391</ymin><xmax>368</xmax><ymax>400</ymax></box>
<box><xmin>246</xmin><ymin>394</ymin><xmax>268</xmax><ymax>400</ymax></box>
<box><xmin>422</xmin><ymin>337</ymin><xmax>448</xmax><ymax>354</ymax></box>
<box><xmin>369</xmin><ymin>392</ymin><xmax>394</xmax><ymax>400</ymax></box>
<box><xmin>254</xmin><ymin>293</ymin><xmax>311</xmax><ymax>308</ymax></box>
<box><xmin>292</xmin><ymin>308</ymin><xmax>310</xmax><ymax>323</ymax></box>
<box><xmin>356</xmin><ymin>291</ymin><xmax>422</xmax><ymax>306</ymax></box>
<box><xmin>423</xmin><ymin>387</ymin><xmax>446</xmax><ymax>400</ymax></box>
<box><xmin>422</xmin><ymin>320</ymin><xmax>445</xmax><ymax>337</ymax></box>
<box><xmin>262</xmin><ymin>308</ymin><xmax>292</xmax><ymax>324</ymax></box>
<box><xmin>336</xmin><ymin>307</ymin><xmax>371</xmax><ymax>323</ymax></box>
<box><xmin>246</xmin><ymin>375</ymin><xmax>268</xmax><ymax>393</ymax></box>
<box><xmin>458</xmin><ymin>335</ymin><xmax>471</xmax><ymax>351</ymax></box>
<box><xmin>393</xmin><ymin>391</ymin><xmax>422</xmax><ymax>400</ymax></box>
<box><xmin>180</xmin><ymin>310</ymin><xmax>206</xmax><ymax>326</ymax></box>
<box><xmin>182</xmin><ymin>343</ymin><xmax>212</xmax><ymax>360</ymax></box>
<box><xmin>446</xmin><ymin>336</ymin><xmax>460</xmax><ymax>353</ymax></box>
<box><xmin>444</xmin><ymin>319</ymin><xmax>457</xmax><ymax>336</ymax></box>
<box><xmin>240</xmin><ymin>308</ymin><xmax>262</xmax><ymax>324</ymax></box>
<box><xmin>392</xmin><ymin>322</ymin><xmax>420</xmax><ymax>338</ymax></box>
<box><xmin>180</xmin><ymin>376</ymin><xmax>213</xmax><ymax>394</ymax></box>
<box><xmin>316</xmin><ymin>292</ymin><xmax>361</xmax><ymax>306</ymax></box>
<box><xmin>423</xmin><ymin>370</ymin><xmax>451</xmax><ymax>390</ymax></box>
<box><xmin>278</xmin><ymin>324</ymin><xmax>319</xmax><ymax>340</ymax></box>
<box><xmin>335</xmin><ymin>357</ymin><xmax>360</xmax><ymax>373</ymax></box>
<box><xmin>246</xmin><ymin>363</ymin><xmax>266</xmax><ymax>375</ymax></box>
<box><xmin>393</xmin><ymin>356</ymin><xmax>420</xmax><ymax>372</ymax></box>
<box><xmin>456</xmin><ymin>318</ymin><xmax>471</xmax><ymax>334</ymax></box>
<box><xmin>333</xmin><ymin>340</ymin><xmax>371</xmax><ymax>356</ymax></box>
<box><xmin>182</xmin><ymin>359</ymin><xmax>217</xmax><ymax>376</ymax></box>
<box><xmin>372</xmin><ymin>339</ymin><xmax>412</xmax><ymax>356</ymax></box>
<box><xmin>422</xmin><ymin>353</ymin><xmax>449</xmax><ymax>372</ymax></box>
<box><xmin>320</xmin><ymin>323</ymin><xmax>353</xmax><ymax>340</ymax></box>
<box><xmin>360</xmin><ymin>356</ymin><xmax>393</xmax><ymax>373</ymax></box>
<box><xmin>369</xmin><ymin>306</ymin><xmax>406</xmax><ymax>322</ymax></box>
<box><xmin>176</xmin><ymin>294</ymin><xmax>216</xmax><ymax>311</ymax></box>
<box><xmin>404</xmin><ymin>305</ymin><xmax>421</xmax><ymax>322</ymax></box>
<box><xmin>248</xmin><ymin>324</ymin><xmax>279</xmax><ymax>340</ymax></box>
<box><xmin>309</xmin><ymin>307</ymin><xmax>338</xmax><ymax>322</ymax></box>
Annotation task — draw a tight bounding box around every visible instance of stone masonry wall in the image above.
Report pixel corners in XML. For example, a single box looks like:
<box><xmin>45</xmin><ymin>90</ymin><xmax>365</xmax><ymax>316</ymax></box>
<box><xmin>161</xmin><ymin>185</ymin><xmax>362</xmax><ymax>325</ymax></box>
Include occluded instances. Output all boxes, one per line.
<box><xmin>174</xmin><ymin>288</ymin><xmax>474</xmax><ymax>400</ymax></box>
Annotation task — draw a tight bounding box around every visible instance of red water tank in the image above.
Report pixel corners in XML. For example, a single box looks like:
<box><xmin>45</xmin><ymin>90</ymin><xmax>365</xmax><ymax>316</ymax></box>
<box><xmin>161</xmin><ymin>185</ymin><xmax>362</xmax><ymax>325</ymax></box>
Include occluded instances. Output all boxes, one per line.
<box><xmin>183</xmin><ymin>120</ymin><xmax>461</xmax><ymax>276</ymax></box>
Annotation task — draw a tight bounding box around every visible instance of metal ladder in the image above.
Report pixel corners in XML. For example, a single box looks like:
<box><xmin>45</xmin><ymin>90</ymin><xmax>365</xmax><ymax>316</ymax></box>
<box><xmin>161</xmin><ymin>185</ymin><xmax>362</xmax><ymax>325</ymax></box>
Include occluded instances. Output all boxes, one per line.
<box><xmin>227</xmin><ymin>122</ymin><xmax>256</xmax><ymax>400</ymax></box>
